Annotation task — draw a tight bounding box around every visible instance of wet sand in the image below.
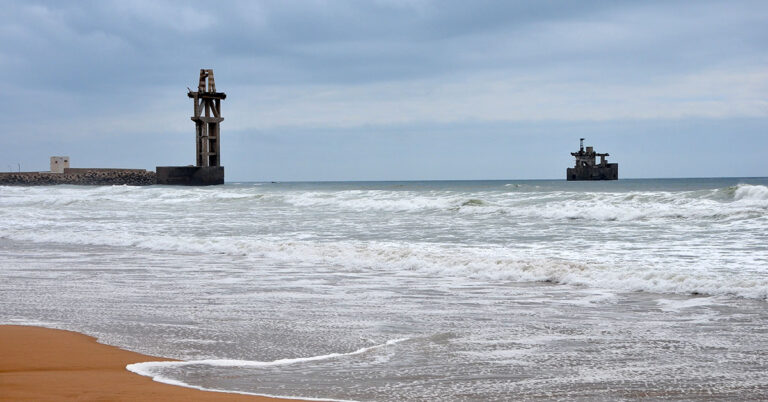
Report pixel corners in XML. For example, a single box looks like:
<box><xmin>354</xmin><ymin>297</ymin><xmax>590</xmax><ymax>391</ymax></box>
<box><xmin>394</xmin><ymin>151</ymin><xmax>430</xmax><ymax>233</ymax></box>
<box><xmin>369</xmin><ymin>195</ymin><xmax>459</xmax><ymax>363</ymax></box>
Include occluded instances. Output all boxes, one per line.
<box><xmin>0</xmin><ymin>325</ymin><xmax>299</xmax><ymax>401</ymax></box>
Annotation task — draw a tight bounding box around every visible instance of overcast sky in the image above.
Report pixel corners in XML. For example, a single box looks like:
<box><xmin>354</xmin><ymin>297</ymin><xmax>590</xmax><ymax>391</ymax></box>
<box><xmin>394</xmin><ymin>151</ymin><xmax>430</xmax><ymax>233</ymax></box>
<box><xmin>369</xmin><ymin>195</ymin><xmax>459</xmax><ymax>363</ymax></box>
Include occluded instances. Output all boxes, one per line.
<box><xmin>1</xmin><ymin>0</ymin><xmax>766</xmax><ymax>180</ymax></box>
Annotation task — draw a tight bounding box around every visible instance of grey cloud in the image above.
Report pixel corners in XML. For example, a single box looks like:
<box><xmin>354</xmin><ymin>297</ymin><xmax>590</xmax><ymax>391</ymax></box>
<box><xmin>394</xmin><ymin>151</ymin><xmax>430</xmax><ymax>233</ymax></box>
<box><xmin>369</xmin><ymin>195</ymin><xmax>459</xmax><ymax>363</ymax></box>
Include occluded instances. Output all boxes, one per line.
<box><xmin>3</xmin><ymin>0</ymin><xmax>765</xmax><ymax>91</ymax></box>
<box><xmin>1</xmin><ymin>0</ymin><xmax>766</xmax><ymax>179</ymax></box>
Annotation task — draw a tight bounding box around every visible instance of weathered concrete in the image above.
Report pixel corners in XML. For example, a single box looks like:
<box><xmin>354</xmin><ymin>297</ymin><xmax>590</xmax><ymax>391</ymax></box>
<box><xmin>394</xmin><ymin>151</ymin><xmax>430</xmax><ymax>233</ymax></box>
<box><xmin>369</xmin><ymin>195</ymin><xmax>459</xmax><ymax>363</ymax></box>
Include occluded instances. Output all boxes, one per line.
<box><xmin>567</xmin><ymin>164</ymin><xmax>618</xmax><ymax>181</ymax></box>
<box><xmin>0</xmin><ymin>169</ymin><xmax>156</xmax><ymax>186</ymax></box>
<box><xmin>64</xmin><ymin>168</ymin><xmax>148</xmax><ymax>174</ymax></box>
<box><xmin>567</xmin><ymin>138</ymin><xmax>618</xmax><ymax>181</ymax></box>
<box><xmin>50</xmin><ymin>156</ymin><xmax>70</xmax><ymax>173</ymax></box>
<box><xmin>156</xmin><ymin>69</ymin><xmax>228</xmax><ymax>186</ymax></box>
<box><xmin>188</xmin><ymin>69</ymin><xmax>225</xmax><ymax>168</ymax></box>
<box><xmin>155</xmin><ymin>166</ymin><xmax>224</xmax><ymax>186</ymax></box>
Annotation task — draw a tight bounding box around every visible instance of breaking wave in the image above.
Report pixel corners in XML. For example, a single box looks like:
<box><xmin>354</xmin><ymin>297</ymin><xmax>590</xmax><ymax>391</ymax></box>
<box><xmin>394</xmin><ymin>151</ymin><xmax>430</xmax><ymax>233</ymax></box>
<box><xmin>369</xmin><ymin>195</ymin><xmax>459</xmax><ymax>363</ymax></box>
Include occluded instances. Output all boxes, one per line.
<box><xmin>733</xmin><ymin>183</ymin><xmax>768</xmax><ymax>201</ymax></box>
<box><xmin>1</xmin><ymin>227</ymin><xmax>766</xmax><ymax>299</ymax></box>
<box><xmin>2</xmin><ymin>183</ymin><xmax>767</xmax><ymax>219</ymax></box>
<box><xmin>1</xmin><ymin>181</ymin><xmax>766</xmax><ymax>299</ymax></box>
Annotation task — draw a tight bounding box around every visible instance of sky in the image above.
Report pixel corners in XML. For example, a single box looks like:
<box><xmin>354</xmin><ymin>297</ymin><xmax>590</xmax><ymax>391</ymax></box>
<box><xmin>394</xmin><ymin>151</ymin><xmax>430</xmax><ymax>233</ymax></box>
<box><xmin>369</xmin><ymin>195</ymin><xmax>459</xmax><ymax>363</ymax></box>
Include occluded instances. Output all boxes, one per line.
<box><xmin>0</xmin><ymin>0</ymin><xmax>766</xmax><ymax>181</ymax></box>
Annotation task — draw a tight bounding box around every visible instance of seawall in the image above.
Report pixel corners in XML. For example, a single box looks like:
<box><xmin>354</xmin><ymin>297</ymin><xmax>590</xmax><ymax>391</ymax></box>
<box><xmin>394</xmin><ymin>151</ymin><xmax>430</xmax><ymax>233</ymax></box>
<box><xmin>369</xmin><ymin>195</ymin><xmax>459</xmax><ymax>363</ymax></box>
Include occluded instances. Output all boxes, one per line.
<box><xmin>0</xmin><ymin>168</ymin><xmax>156</xmax><ymax>186</ymax></box>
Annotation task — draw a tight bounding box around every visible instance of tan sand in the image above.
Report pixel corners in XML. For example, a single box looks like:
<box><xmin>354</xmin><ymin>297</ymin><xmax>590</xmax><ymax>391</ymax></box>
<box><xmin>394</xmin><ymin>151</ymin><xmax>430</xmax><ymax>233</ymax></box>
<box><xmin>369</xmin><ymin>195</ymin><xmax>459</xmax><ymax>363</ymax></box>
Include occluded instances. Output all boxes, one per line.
<box><xmin>0</xmin><ymin>325</ymin><xmax>301</xmax><ymax>401</ymax></box>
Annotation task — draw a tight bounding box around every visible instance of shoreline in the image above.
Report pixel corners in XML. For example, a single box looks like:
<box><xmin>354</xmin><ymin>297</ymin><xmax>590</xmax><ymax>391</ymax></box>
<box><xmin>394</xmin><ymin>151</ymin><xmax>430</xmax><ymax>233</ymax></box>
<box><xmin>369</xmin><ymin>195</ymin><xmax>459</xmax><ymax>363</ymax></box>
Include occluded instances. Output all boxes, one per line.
<box><xmin>0</xmin><ymin>325</ymin><xmax>300</xmax><ymax>401</ymax></box>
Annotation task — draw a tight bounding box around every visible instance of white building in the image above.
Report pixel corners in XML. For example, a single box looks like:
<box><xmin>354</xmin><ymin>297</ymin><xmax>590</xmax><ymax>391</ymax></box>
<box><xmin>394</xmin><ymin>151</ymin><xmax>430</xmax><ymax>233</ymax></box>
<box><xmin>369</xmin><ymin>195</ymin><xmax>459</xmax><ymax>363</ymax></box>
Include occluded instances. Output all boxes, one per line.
<box><xmin>50</xmin><ymin>156</ymin><xmax>70</xmax><ymax>173</ymax></box>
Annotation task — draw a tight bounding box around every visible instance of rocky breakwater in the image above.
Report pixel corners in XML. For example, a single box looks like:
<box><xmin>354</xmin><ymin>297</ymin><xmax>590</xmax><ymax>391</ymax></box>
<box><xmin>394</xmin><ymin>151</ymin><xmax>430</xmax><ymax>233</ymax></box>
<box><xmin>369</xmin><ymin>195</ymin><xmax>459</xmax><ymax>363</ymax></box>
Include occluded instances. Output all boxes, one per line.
<box><xmin>0</xmin><ymin>168</ymin><xmax>156</xmax><ymax>186</ymax></box>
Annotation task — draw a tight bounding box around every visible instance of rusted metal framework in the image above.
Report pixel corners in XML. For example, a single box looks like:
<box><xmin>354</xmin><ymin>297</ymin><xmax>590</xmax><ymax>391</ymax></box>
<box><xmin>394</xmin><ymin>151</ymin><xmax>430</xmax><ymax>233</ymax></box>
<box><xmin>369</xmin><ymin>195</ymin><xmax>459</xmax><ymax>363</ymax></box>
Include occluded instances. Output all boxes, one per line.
<box><xmin>188</xmin><ymin>69</ymin><xmax>226</xmax><ymax>167</ymax></box>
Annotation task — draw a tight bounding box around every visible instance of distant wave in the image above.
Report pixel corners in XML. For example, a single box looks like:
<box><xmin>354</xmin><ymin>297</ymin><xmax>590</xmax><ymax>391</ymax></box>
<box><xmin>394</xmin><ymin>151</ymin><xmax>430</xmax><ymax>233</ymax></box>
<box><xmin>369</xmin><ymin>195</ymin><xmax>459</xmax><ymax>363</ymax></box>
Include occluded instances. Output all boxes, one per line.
<box><xmin>2</xmin><ymin>183</ymin><xmax>766</xmax><ymax>218</ymax></box>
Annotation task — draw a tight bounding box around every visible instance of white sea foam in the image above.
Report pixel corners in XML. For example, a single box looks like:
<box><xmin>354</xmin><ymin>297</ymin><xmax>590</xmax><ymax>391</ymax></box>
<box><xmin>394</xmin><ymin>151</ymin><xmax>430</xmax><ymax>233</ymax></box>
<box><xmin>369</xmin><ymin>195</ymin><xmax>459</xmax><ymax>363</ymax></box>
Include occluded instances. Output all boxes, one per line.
<box><xmin>126</xmin><ymin>338</ymin><xmax>408</xmax><ymax>401</ymax></box>
<box><xmin>269</xmin><ymin>186</ymin><xmax>768</xmax><ymax>219</ymax></box>
<box><xmin>2</xmin><ymin>180</ymin><xmax>768</xmax><ymax>400</ymax></box>
<box><xmin>733</xmin><ymin>183</ymin><xmax>768</xmax><ymax>201</ymax></box>
<box><xmin>656</xmin><ymin>297</ymin><xmax>722</xmax><ymax>312</ymax></box>
<box><xmin>118</xmin><ymin>373</ymin><xmax>351</xmax><ymax>402</ymax></box>
<box><xmin>1</xmin><ymin>182</ymin><xmax>766</xmax><ymax>299</ymax></box>
<box><xmin>128</xmin><ymin>337</ymin><xmax>407</xmax><ymax>371</ymax></box>
<box><xmin>3</xmin><ymin>223</ymin><xmax>765</xmax><ymax>298</ymax></box>
<box><xmin>1</xmin><ymin>182</ymin><xmax>766</xmax><ymax>217</ymax></box>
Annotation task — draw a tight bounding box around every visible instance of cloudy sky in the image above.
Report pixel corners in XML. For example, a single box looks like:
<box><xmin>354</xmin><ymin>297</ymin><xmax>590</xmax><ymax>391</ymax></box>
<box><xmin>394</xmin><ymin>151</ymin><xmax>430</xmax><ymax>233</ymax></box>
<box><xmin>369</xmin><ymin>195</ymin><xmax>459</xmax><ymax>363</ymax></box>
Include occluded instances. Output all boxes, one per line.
<box><xmin>1</xmin><ymin>0</ymin><xmax>766</xmax><ymax>180</ymax></box>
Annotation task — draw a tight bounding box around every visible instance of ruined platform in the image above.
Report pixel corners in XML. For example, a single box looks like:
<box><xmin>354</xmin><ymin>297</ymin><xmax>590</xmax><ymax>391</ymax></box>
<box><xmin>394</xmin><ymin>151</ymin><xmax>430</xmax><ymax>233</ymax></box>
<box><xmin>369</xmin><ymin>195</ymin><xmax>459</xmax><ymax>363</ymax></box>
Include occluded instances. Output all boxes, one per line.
<box><xmin>567</xmin><ymin>165</ymin><xmax>618</xmax><ymax>181</ymax></box>
<box><xmin>567</xmin><ymin>139</ymin><xmax>618</xmax><ymax>181</ymax></box>
<box><xmin>155</xmin><ymin>166</ymin><xmax>224</xmax><ymax>186</ymax></box>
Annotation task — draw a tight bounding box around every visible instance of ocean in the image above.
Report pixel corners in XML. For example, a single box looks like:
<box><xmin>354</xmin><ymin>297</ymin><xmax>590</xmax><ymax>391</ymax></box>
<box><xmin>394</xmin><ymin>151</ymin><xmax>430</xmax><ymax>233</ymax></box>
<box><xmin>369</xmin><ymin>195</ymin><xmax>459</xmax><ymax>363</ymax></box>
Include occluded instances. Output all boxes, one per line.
<box><xmin>1</xmin><ymin>178</ymin><xmax>767</xmax><ymax>400</ymax></box>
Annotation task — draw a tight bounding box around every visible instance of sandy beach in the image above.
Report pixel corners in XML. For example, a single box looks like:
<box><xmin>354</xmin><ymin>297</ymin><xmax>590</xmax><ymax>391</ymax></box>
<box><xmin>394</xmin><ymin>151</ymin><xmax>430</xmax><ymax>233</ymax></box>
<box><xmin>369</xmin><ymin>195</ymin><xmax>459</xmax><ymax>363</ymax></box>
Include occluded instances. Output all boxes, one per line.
<box><xmin>0</xmin><ymin>325</ymin><xmax>298</xmax><ymax>401</ymax></box>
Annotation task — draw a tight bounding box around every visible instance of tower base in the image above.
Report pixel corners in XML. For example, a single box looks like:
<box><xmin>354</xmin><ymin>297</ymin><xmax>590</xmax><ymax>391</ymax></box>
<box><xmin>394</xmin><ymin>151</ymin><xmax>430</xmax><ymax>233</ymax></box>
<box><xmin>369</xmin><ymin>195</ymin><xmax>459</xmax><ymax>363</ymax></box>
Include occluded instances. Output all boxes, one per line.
<box><xmin>156</xmin><ymin>166</ymin><xmax>224</xmax><ymax>186</ymax></box>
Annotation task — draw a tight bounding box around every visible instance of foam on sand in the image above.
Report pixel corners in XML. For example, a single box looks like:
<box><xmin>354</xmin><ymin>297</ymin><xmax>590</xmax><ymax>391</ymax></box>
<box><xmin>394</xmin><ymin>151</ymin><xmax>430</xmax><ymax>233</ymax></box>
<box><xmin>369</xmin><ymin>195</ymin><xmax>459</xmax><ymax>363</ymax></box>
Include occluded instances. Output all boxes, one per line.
<box><xmin>0</xmin><ymin>325</ymin><xmax>292</xmax><ymax>401</ymax></box>
<box><xmin>127</xmin><ymin>338</ymin><xmax>409</xmax><ymax>401</ymax></box>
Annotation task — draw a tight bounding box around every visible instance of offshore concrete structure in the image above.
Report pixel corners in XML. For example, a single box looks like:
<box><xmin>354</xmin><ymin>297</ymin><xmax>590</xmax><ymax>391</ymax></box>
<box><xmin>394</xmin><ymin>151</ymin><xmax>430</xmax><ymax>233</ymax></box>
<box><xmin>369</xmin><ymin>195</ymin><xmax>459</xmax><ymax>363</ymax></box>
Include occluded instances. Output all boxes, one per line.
<box><xmin>566</xmin><ymin>138</ymin><xmax>618</xmax><ymax>181</ymax></box>
<box><xmin>156</xmin><ymin>69</ymin><xmax>225</xmax><ymax>185</ymax></box>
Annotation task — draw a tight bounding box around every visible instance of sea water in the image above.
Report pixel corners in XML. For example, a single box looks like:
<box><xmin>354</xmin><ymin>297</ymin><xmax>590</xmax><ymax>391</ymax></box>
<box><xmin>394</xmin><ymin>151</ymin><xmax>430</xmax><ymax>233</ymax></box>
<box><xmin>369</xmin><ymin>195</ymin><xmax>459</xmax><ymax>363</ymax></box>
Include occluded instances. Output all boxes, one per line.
<box><xmin>1</xmin><ymin>178</ymin><xmax>767</xmax><ymax>400</ymax></box>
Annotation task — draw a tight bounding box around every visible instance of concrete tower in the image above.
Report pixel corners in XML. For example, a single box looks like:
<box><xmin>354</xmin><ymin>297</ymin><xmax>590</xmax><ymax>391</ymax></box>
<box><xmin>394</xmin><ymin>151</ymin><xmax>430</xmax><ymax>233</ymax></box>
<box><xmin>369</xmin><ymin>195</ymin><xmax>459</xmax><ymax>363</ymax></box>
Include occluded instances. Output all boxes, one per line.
<box><xmin>189</xmin><ymin>69</ymin><xmax>226</xmax><ymax>167</ymax></box>
<box><xmin>156</xmin><ymin>69</ymin><xmax>226</xmax><ymax>185</ymax></box>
